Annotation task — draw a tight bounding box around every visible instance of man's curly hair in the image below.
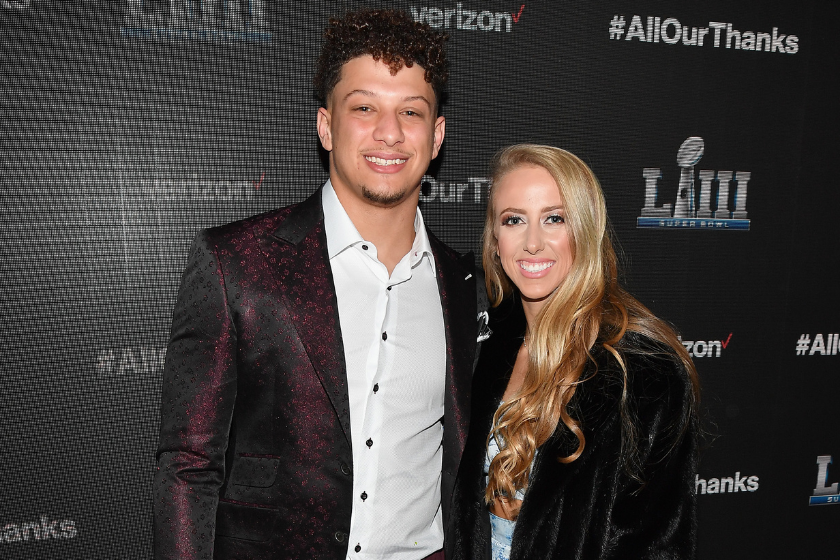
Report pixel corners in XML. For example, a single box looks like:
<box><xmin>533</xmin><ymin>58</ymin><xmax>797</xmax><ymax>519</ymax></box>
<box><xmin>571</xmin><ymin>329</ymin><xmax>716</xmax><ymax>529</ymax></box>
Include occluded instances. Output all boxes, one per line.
<box><xmin>314</xmin><ymin>9</ymin><xmax>448</xmax><ymax>110</ymax></box>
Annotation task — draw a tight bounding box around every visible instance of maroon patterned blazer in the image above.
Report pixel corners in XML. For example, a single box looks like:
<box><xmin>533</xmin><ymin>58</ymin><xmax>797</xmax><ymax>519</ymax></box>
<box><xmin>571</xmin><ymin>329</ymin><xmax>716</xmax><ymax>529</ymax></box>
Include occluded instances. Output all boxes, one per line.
<box><xmin>153</xmin><ymin>188</ymin><xmax>480</xmax><ymax>559</ymax></box>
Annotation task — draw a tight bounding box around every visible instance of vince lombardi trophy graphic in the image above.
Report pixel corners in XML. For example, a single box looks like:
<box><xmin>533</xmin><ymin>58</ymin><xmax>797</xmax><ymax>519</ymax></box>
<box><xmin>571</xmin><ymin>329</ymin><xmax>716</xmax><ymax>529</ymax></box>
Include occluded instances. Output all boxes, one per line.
<box><xmin>637</xmin><ymin>136</ymin><xmax>750</xmax><ymax>229</ymax></box>
<box><xmin>673</xmin><ymin>137</ymin><xmax>704</xmax><ymax>218</ymax></box>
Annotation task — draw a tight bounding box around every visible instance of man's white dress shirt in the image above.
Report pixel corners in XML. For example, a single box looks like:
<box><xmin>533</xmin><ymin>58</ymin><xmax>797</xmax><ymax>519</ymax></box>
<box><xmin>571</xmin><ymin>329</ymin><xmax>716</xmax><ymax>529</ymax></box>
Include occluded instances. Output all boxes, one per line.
<box><xmin>322</xmin><ymin>182</ymin><xmax>447</xmax><ymax>560</ymax></box>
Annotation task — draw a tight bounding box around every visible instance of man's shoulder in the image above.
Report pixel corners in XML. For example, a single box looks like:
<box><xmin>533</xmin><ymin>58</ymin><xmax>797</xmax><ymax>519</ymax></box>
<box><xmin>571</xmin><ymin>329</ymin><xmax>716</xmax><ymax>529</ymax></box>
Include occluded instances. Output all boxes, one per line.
<box><xmin>202</xmin><ymin>191</ymin><xmax>321</xmax><ymax>246</ymax></box>
<box><xmin>204</xmin><ymin>205</ymin><xmax>293</xmax><ymax>239</ymax></box>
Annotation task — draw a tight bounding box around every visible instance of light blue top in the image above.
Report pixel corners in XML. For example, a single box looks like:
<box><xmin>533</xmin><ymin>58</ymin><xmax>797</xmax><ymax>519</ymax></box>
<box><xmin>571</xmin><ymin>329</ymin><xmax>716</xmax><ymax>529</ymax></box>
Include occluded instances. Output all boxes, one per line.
<box><xmin>484</xmin><ymin>432</ymin><xmax>530</xmax><ymax>500</ymax></box>
<box><xmin>489</xmin><ymin>511</ymin><xmax>515</xmax><ymax>560</ymax></box>
<box><xmin>484</xmin><ymin>403</ymin><xmax>538</xmax><ymax>560</ymax></box>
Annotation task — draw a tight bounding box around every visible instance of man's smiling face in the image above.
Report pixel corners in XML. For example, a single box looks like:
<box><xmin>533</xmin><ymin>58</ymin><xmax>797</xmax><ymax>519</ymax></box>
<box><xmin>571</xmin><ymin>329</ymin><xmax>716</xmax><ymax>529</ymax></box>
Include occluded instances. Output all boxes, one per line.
<box><xmin>317</xmin><ymin>55</ymin><xmax>445</xmax><ymax>210</ymax></box>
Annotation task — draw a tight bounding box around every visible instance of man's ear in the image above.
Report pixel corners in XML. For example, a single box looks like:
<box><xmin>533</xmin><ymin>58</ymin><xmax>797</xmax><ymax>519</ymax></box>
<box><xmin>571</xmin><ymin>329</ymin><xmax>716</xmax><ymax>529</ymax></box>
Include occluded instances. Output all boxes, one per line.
<box><xmin>431</xmin><ymin>115</ymin><xmax>445</xmax><ymax>159</ymax></box>
<box><xmin>317</xmin><ymin>107</ymin><xmax>333</xmax><ymax>152</ymax></box>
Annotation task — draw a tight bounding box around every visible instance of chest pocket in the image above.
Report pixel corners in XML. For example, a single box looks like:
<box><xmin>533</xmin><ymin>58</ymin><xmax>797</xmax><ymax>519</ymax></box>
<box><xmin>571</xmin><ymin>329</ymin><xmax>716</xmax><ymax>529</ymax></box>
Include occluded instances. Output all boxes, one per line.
<box><xmin>230</xmin><ymin>456</ymin><xmax>279</xmax><ymax>488</ymax></box>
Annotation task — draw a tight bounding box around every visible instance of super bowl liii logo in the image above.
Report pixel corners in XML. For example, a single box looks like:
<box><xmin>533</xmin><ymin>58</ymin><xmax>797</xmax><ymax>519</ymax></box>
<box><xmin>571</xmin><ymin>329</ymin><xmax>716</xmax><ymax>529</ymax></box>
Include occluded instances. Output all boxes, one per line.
<box><xmin>810</xmin><ymin>455</ymin><xmax>840</xmax><ymax>505</ymax></box>
<box><xmin>637</xmin><ymin>137</ymin><xmax>751</xmax><ymax>230</ymax></box>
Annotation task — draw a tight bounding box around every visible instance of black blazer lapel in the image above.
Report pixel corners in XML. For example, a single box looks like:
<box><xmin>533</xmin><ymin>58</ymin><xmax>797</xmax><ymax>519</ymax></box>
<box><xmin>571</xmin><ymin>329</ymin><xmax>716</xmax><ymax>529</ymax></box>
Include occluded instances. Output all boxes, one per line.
<box><xmin>430</xmin><ymin>232</ymin><xmax>479</xmax><ymax>524</ymax></box>
<box><xmin>260</xmin><ymin>189</ymin><xmax>352</xmax><ymax>447</ymax></box>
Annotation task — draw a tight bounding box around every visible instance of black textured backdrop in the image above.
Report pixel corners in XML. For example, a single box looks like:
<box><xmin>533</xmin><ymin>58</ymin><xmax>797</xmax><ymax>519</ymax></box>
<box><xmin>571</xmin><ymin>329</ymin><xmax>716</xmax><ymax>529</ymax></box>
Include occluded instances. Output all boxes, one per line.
<box><xmin>1</xmin><ymin>1</ymin><xmax>837</xmax><ymax>558</ymax></box>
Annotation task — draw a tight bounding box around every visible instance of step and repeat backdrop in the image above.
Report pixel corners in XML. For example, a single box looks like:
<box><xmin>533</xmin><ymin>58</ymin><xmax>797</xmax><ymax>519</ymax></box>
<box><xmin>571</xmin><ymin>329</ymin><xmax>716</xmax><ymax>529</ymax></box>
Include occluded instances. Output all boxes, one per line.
<box><xmin>1</xmin><ymin>1</ymin><xmax>837</xmax><ymax>558</ymax></box>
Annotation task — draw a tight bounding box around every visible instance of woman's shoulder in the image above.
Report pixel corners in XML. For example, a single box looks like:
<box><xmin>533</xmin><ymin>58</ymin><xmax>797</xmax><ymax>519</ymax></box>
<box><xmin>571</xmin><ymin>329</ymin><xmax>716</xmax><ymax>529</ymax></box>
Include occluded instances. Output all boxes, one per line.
<box><xmin>606</xmin><ymin>329</ymin><xmax>685</xmax><ymax>372</ymax></box>
<box><xmin>591</xmin><ymin>330</ymin><xmax>694</xmax><ymax>409</ymax></box>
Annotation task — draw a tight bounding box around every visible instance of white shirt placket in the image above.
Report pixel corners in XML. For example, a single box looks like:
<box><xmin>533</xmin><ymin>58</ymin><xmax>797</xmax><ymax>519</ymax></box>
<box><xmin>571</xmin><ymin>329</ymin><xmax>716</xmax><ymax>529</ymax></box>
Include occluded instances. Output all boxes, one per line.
<box><xmin>354</xmin><ymin>269</ymin><xmax>390</xmax><ymax>521</ymax></box>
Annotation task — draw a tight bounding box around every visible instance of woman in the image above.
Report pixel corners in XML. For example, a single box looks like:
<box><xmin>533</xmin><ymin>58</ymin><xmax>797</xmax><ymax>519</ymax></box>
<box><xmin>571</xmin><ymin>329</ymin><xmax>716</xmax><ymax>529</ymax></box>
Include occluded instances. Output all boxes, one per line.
<box><xmin>448</xmin><ymin>145</ymin><xmax>700</xmax><ymax>560</ymax></box>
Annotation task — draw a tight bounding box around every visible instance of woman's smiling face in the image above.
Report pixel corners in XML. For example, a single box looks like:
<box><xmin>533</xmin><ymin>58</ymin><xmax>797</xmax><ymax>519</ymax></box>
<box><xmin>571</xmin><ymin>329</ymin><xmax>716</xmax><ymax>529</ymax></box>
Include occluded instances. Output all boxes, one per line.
<box><xmin>492</xmin><ymin>165</ymin><xmax>574</xmax><ymax>313</ymax></box>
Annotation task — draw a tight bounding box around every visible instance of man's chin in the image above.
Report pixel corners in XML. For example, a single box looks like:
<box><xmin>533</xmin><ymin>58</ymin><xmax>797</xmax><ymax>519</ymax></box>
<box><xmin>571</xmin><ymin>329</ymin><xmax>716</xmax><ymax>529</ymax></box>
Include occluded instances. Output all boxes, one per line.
<box><xmin>360</xmin><ymin>185</ymin><xmax>410</xmax><ymax>207</ymax></box>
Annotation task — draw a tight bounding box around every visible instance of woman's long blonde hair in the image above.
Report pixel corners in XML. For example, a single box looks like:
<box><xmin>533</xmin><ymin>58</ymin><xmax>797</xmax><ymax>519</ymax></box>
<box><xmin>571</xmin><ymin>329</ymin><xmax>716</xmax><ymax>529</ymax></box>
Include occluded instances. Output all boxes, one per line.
<box><xmin>482</xmin><ymin>144</ymin><xmax>699</xmax><ymax>516</ymax></box>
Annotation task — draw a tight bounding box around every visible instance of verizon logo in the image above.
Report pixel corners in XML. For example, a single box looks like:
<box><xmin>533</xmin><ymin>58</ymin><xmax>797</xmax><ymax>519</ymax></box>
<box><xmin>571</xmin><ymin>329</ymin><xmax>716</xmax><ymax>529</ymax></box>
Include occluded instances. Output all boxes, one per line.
<box><xmin>410</xmin><ymin>3</ymin><xmax>525</xmax><ymax>32</ymax></box>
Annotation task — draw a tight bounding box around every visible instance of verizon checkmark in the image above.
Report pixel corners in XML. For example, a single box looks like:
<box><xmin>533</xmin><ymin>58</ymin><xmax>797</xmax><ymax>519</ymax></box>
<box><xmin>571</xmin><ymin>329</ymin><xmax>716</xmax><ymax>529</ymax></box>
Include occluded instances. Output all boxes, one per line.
<box><xmin>512</xmin><ymin>4</ymin><xmax>525</xmax><ymax>23</ymax></box>
<box><xmin>253</xmin><ymin>172</ymin><xmax>265</xmax><ymax>190</ymax></box>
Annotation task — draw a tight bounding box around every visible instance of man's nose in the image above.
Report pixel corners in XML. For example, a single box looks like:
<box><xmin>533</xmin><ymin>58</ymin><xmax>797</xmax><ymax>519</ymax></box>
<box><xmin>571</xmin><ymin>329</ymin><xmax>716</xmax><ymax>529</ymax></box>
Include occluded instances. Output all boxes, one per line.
<box><xmin>373</xmin><ymin>111</ymin><xmax>405</xmax><ymax>146</ymax></box>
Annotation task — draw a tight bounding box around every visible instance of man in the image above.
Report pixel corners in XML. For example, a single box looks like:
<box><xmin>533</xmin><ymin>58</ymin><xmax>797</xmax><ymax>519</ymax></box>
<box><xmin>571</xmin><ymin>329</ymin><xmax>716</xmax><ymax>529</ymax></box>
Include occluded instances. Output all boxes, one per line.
<box><xmin>154</xmin><ymin>9</ymin><xmax>482</xmax><ymax>560</ymax></box>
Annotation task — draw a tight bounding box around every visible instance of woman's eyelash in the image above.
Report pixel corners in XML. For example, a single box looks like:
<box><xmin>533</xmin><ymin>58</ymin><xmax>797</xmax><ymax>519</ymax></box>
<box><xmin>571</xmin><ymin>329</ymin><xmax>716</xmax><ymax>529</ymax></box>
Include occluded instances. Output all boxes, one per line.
<box><xmin>501</xmin><ymin>214</ymin><xmax>565</xmax><ymax>225</ymax></box>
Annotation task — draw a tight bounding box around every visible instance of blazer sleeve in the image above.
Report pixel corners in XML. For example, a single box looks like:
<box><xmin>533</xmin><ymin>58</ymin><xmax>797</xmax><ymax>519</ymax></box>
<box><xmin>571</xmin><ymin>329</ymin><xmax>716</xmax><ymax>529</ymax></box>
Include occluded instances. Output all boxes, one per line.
<box><xmin>153</xmin><ymin>230</ymin><xmax>238</xmax><ymax>560</ymax></box>
<box><xmin>605</xmin><ymin>355</ymin><xmax>698</xmax><ymax>560</ymax></box>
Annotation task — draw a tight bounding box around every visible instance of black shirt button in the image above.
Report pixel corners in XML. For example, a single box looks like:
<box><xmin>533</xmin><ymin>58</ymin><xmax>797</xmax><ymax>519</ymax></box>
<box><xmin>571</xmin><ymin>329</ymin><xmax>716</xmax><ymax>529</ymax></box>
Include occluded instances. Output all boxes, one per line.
<box><xmin>387</xmin><ymin>285</ymin><xmax>392</xmax><ymax>291</ymax></box>
<box><xmin>334</xmin><ymin>531</ymin><xmax>346</xmax><ymax>543</ymax></box>
<box><xmin>366</xmin><ymin>438</ymin><xmax>373</xmax><ymax>448</ymax></box>
<box><xmin>382</xmin><ymin>332</ymin><xmax>387</xmax><ymax>341</ymax></box>
<box><xmin>340</xmin><ymin>462</ymin><xmax>351</xmax><ymax>475</ymax></box>
<box><xmin>362</xmin><ymin>244</ymin><xmax>369</xmax><ymax>250</ymax></box>
<box><xmin>361</xmin><ymin>491</ymin><xmax>367</xmax><ymax>501</ymax></box>
<box><xmin>373</xmin><ymin>383</ymin><xmax>379</xmax><ymax>393</ymax></box>
<box><xmin>355</xmin><ymin>544</ymin><xmax>361</xmax><ymax>553</ymax></box>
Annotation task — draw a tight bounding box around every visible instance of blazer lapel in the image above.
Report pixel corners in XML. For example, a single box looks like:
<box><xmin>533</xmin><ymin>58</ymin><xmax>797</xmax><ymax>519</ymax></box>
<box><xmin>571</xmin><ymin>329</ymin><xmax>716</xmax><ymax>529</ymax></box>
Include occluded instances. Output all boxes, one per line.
<box><xmin>430</xmin><ymin>234</ymin><xmax>478</xmax><ymax>478</ymax></box>
<box><xmin>259</xmin><ymin>189</ymin><xmax>352</xmax><ymax>446</ymax></box>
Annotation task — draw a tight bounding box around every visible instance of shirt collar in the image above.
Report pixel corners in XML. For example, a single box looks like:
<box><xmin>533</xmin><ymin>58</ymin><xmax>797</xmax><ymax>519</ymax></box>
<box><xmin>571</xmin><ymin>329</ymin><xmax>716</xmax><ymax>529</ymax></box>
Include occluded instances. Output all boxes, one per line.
<box><xmin>322</xmin><ymin>180</ymin><xmax>436</xmax><ymax>274</ymax></box>
<box><xmin>322</xmin><ymin>180</ymin><xmax>364</xmax><ymax>260</ymax></box>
